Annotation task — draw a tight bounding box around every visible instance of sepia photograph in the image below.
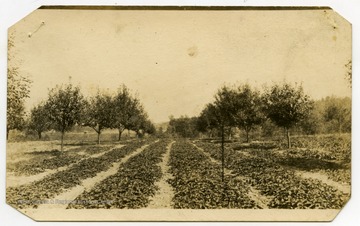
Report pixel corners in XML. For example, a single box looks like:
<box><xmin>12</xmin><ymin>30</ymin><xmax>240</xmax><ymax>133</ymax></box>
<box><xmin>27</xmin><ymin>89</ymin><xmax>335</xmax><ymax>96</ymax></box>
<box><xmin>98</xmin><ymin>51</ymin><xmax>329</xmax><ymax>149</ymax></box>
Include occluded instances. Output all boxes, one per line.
<box><xmin>5</xmin><ymin>6</ymin><xmax>352</xmax><ymax>221</ymax></box>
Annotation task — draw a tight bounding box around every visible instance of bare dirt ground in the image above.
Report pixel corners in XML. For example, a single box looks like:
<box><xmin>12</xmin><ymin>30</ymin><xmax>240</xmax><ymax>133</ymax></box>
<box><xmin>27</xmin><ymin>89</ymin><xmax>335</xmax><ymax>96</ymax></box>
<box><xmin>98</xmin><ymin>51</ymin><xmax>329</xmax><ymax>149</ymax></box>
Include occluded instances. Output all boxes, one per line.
<box><xmin>191</xmin><ymin>143</ymin><xmax>219</xmax><ymax>164</ymax></box>
<box><xmin>236</xmin><ymin>150</ymin><xmax>254</xmax><ymax>158</ymax></box>
<box><xmin>7</xmin><ymin>167</ymin><xmax>68</xmax><ymax>188</ymax></box>
<box><xmin>296</xmin><ymin>171</ymin><xmax>351</xmax><ymax>195</ymax></box>
<box><xmin>6</xmin><ymin>144</ymin><xmax>125</xmax><ymax>188</ymax></box>
<box><xmin>36</xmin><ymin>143</ymin><xmax>152</xmax><ymax>209</ymax></box>
<box><xmin>235</xmin><ymin>175</ymin><xmax>272</xmax><ymax>209</ymax></box>
<box><xmin>147</xmin><ymin>141</ymin><xmax>175</xmax><ymax>209</ymax></box>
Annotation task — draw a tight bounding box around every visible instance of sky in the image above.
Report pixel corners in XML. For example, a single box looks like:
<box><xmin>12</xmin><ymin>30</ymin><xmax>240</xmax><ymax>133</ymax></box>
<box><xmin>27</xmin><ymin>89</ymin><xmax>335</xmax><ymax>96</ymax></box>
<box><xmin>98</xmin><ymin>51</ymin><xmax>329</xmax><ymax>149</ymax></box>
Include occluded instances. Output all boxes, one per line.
<box><xmin>9</xmin><ymin>8</ymin><xmax>352</xmax><ymax>123</ymax></box>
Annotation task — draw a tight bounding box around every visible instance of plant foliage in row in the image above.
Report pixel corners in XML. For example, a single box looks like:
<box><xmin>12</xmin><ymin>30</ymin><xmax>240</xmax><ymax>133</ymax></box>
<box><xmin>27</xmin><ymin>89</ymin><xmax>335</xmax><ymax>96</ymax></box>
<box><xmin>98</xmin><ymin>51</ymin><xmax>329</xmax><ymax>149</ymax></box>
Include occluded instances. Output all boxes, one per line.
<box><xmin>6</xmin><ymin>140</ymin><xmax>150</xmax><ymax>209</ymax></box>
<box><xmin>7</xmin><ymin>145</ymin><xmax>116</xmax><ymax>176</ymax></box>
<box><xmin>168</xmin><ymin>140</ymin><xmax>256</xmax><ymax>209</ymax></box>
<box><xmin>67</xmin><ymin>139</ymin><xmax>170</xmax><ymax>209</ymax></box>
<box><xmin>196</xmin><ymin>141</ymin><xmax>348</xmax><ymax>209</ymax></box>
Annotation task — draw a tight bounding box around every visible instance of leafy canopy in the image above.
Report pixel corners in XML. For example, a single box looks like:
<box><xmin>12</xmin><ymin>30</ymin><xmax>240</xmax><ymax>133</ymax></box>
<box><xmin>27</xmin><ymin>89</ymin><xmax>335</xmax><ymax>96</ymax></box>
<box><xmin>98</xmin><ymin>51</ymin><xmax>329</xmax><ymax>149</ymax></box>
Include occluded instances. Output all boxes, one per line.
<box><xmin>45</xmin><ymin>84</ymin><xmax>85</xmax><ymax>133</ymax></box>
<box><xmin>263</xmin><ymin>83</ymin><xmax>313</xmax><ymax>129</ymax></box>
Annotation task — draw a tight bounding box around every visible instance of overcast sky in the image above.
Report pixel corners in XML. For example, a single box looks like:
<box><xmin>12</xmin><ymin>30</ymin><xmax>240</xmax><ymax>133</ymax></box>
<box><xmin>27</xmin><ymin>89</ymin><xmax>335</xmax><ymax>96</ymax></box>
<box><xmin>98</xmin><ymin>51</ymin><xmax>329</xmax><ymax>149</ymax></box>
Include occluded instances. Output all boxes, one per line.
<box><xmin>9</xmin><ymin>8</ymin><xmax>351</xmax><ymax>123</ymax></box>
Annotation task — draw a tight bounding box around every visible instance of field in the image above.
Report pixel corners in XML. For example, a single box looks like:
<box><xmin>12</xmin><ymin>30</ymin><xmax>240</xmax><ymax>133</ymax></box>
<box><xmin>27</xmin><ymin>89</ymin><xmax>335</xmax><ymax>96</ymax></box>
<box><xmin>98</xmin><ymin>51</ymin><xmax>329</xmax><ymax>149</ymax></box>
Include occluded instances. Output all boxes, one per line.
<box><xmin>6</xmin><ymin>134</ymin><xmax>350</xmax><ymax>210</ymax></box>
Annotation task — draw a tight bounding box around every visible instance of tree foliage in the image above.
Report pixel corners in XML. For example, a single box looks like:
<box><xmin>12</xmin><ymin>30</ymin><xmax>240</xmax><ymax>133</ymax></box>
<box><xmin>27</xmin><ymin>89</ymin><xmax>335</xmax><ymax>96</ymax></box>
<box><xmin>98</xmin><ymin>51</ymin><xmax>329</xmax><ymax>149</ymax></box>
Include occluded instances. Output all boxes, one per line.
<box><xmin>28</xmin><ymin>102</ymin><xmax>52</xmax><ymax>139</ymax></box>
<box><xmin>7</xmin><ymin>32</ymin><xmax>32</xmax><ymax>139</ymax></box>
<box><xmin>213</xmin><ymin>86</ymin><xmax>238</xmax><ymax>128</ymax></box>
<box><xmin>143</xmin><ymin>119</ymin><xmax>156</xmax><ymax>135</ymax></box>
<box><xmin>112</xmin><ymin>85</ymin><xmax>154</xmax><ymax>139</ymax></box>
<box><xmin>113</xmin><ymin>85</ymin><xmax>133</xmax><ymax>140</ymax></box>
<box><xmin>345</xmin><ymin>60</ymin><xmax>352</xmax><ymax>88</ymax></box>
<box><xmin>263</xmin><ymin>83</ymin><xmax>313</xmax><ymax>148</ymax></box>
<box><xmin>82</xmin><ymin>91</ymin><xmax>114</xmax><ymax>144</ymax></box>
<box><xmin>323</xmin><ymin>96</ymin><xmax>351</xmax><ymax>134</ymax></box>
<box><xmin>197</xmin><ymin>104</ymin><xmax>220</xmax><ymax>137</ymax></box>
<box><xmin>125</xmin><ymin>98</ymin><xmax>145</xmax><ymax>135</ymax></box>
<box><xmin>75</xmin><ymin>84</ymin><xmax>156</xmax><ymax>141</ymax></box>
<box><xmin>45</xmin><ymin>84</ymin><xmax>85</xmax><ymax>150</ymax></box>
<box><xmin>169</xmin><ymin>115</ymin><xmax>199</xmax><ymax>138</ymax></box>
<box><xmin>232</xmin><ymin>84</ymin><xmax>264</xmax><ymax>142</ymax></box>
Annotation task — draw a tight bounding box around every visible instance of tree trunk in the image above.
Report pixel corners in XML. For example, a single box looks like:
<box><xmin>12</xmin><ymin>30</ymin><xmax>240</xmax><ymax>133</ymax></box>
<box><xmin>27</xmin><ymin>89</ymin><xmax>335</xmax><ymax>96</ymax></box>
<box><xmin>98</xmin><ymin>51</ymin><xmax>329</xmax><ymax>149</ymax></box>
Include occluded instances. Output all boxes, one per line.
<box><xmin>6</xmin><ymin>127</ymin><xmax>9</xmax><ymax>140</ymax></box>
<box><xmin>286</xmin><ymin>128</ymin><xmax>291</xmax><ymax>149</ymax></box>
<box><xmin>97</xmin><ymin>131</ymin><xmax>101</xmax><ymax>145</ymax></box>
<box><xmin>339</xmin><ymin>119</ymin><xmax>343</xmax><ymax>134</ymax></box>
<box><xmin>60</xmin><ymin>131</ymin><xmax>65</xmax><ymax>151</ymax></box>
<box><xmin>38</xmin><ymin>131</ymin><xmax>42</xmax><ymax>140</ymax></box>
<box><xmin>221</xmin><ymin>125</ymin><xmax>225</xmax><ymax>183</ymax></box>
<box><xmin>118</xmin><ymin>129</ymin><xmax>123</xmax><ymax>141</ymax></box>
<box><xmin>136</xmin><ymin>130</ymin><xmax>143</xmax><ymax>138</ymax></box>
<box><xmin>246</xmin><ymin>130</ymin><xmax>249</xmax><ymax>143</ymax></box>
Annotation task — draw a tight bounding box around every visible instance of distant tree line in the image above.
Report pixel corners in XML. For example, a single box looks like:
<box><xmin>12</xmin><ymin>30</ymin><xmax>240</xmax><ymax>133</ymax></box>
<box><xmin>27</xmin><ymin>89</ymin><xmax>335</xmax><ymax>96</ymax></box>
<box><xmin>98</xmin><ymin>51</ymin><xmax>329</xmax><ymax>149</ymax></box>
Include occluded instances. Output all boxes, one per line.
<box><xmin>24</xmin><ymin>84</ymin><xmax>155</xmax><ymax>150</ymax></box>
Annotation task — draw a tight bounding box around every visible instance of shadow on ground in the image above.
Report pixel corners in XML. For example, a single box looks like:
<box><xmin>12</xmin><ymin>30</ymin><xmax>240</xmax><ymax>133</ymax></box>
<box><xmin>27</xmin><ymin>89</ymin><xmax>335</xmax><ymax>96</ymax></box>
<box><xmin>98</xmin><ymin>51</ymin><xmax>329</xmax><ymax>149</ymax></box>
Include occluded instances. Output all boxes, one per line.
<box><xmin>276</xmin><ymin>157</ymin><xmax>345</xmax><ymax>171</ymax></box>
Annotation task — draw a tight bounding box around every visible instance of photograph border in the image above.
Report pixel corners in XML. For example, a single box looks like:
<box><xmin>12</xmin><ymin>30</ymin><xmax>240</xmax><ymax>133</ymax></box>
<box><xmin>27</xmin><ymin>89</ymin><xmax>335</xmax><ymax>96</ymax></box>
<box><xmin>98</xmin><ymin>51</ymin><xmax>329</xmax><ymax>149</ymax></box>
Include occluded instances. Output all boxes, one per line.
<box><xmin>1</xmin><ymin>1</ymin><xmax>359</xmax><ymax>225</ymax></box>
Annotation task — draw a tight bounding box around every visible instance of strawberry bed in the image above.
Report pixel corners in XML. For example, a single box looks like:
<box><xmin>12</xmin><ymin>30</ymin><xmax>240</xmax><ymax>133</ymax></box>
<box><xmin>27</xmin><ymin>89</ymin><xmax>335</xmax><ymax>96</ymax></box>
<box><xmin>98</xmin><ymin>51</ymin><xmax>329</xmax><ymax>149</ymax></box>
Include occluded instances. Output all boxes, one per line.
<box><xmin>67</xmin><ymin>139</ymin><xmax>170</xmax><ymax>209</ymax></box>
<box><xmin>7</xmin><ymin>145</ymin><xmax>117</xmax><ymax>176</ymax></box>
<box><xmin>195</xmin><ymin>141</ymin><xmax>348</xmax><ymax>209</ymax></box>
<box><xmin>6</xmin><ymin>140</ymin><xmax>150</xmax><ymax>209</ymax></box>
<box><xmin>279</xmin><ymin>135</ymin><xmax>351</xmax><ymax>163</ymax></box>
<box><xmin>7</xmin><ymin>151</ymin><xmax>81</xmax><ymax>176</ymax></box>
<box><xmin>169</xmin><ymin>140</ymin><xmax>256</xmax><ymax>209</ymax></box>
<box><xmin>245</xmin><ymin>147</ymin><xmax>351</xmax><ymax>186</ymax></box>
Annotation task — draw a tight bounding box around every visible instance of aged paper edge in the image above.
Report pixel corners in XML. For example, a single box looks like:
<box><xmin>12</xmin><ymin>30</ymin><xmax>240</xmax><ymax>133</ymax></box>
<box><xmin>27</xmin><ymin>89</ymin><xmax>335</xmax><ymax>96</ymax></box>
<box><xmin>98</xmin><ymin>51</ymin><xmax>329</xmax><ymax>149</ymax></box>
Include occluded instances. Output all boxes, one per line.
<box><xmin>18</xmin><ymin>209</ymin><xmax>339</xmax><ymax>222</ymax></box>
<box><xmin>39</xmin><ymin>5</ymin><xmax>332</xmax><ymax>11</ymax></box>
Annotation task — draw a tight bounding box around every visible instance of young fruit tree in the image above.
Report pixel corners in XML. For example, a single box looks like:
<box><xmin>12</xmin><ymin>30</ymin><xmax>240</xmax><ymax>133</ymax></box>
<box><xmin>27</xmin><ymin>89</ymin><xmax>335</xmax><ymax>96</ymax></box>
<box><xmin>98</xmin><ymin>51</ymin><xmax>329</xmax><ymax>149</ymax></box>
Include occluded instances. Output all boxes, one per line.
<box><xmin>197</xmin><ymin>104</ymin><xmax>220</xmax><ymax>138</ymax></box>
<box><xmin>45</xmin><ymin>84</ymin><xmax>85</xmax><ymax>151</ymax></box>
<box><xmin>82</xmin><ymin>92</ymin><xmax>114</xmax><ymax>144</ymax></box>
<box><xmin>212</xmin><ymin>86</ymin><xmax>238</xmax><ymax>182</ymax></box>
<box><xmin>143</xmin><ymin>119</ymin><xmax>156</xmax><ymax>135</ymax></box>
<box><xmin>27</xmin><ymin>102</ymin><xmax>52</xmax><ymax>139</ymax></box>
<box><xmin>263</xmin><ymin>83</ymin><xmax>313</xmax><ymax>148</ymax></box>
<box><xmin>127</xmin><ymin>105</ymin><xmax>148</xmax><ymax>138</ymax></box>
<box><xmin>113</xmin><ymin>85</ymin><xmax>133</xmax><ymax>141</ymax></box>
<box><xmin>113</xmin><ymin>85</ymin><xmax>154</xmax><ymax>139</ymax></box>
<box><xmin>232</xmin><ymin>84</ymin><xmax>264</xmax><ymax>143</ymax></box>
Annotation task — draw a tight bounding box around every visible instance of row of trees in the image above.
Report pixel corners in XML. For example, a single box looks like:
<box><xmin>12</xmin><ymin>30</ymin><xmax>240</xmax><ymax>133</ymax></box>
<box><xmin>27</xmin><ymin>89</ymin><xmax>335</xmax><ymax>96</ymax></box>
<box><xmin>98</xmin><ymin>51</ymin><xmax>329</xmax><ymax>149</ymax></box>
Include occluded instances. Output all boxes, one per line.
<box><xmin>27</xmin><ymin>84</ymin><xmax>155</xmax><ymax>150</ymax></box>
<box><xmin>7</xmin><ymin>34</ymin><xmax>156</xmax><ymax>147</ymax></box>
<box><xmin>169</xmin><ymin>83</ymin><xmax>311</xmax><ymax>147</ymax></box>
<box><xmin>169</xmin><ymin>83</ymin><xmax>351</xmax><ymax>146</ymax></box>
<box><xmin>200</xmin><ymin>83</ymin><xmax>312</xmax><ymax>182</ymax></box>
